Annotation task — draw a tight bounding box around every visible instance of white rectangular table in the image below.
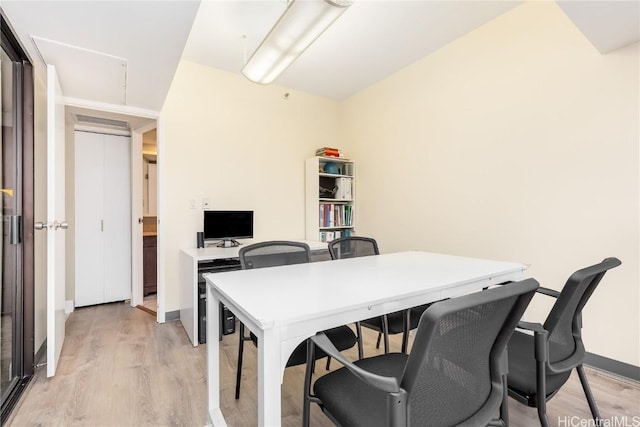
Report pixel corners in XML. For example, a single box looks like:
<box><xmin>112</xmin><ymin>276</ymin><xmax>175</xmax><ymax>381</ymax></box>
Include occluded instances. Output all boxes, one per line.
<box><xmin>178</xmin><ymin>240</ymin><xmax>327</xmax><ymax>346</ymax></box>
<box><xmin>205</xmin><ymin>251</ymin><xmax>527</xmax><ymax>426</ymax></box>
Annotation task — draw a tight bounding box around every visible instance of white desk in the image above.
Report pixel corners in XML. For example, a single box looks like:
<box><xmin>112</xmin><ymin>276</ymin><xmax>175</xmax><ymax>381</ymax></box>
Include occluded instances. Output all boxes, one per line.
<box><xmin>205</xmin><ymin>251</ymin><xmax>527</xmax><ymax>426</ymax></box>
<box><xmin>178</xmin><ymin>240</ymin><xmax>328</xmax><ymax>346</ymax></box>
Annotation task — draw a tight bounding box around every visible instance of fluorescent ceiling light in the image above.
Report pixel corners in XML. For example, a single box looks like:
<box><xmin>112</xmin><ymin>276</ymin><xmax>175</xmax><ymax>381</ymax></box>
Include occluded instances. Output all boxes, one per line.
<box><xmin>242</xmin><ymin>0</ymin><xmax>353</xmax><ymax>85</ymax></box>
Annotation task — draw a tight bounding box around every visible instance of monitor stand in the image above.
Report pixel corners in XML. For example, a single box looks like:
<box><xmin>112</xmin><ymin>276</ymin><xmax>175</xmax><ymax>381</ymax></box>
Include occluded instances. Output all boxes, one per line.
<box><xmin>216</xmin><ymin>239</ymin><xmax>241</xmax><ymax>248</ymax></box>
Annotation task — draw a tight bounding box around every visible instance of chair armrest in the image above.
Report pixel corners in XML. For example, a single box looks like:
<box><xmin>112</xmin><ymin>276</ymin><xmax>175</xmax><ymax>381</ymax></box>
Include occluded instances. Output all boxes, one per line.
<box><xmin>311</xmin><ymin>333</ymin><xmax>401</xmax><ymax>393</ymax></box>
<box><xmin>516</xmin><ymin>321</ymin><xmax>546</xmax><ymax>334</ymax></box>
<box><xmin>536</xmin><ymin>287</ymin><xmax>560</xmax><ymax>298</ymax></box>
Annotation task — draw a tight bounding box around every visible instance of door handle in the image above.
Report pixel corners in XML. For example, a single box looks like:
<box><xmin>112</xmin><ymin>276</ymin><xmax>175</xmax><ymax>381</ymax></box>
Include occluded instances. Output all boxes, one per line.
<box><xmin>54</xmin><ymin>220</ymin><xmax>68</xmax><ymax>230</ymax></box>
<box><xmin>34</xmin><ymin>220</ymin><xmax>69</xmax><ymax>231</ymax></box>
<box><xmin>10</xmin><ymin>215</ymin><xmax>21</xmax><ymax>244</ymax></box>
<box><xmin>34</xmin><ymin>221</ymin><xmax>48</xmax><ymax>230</ymax></box>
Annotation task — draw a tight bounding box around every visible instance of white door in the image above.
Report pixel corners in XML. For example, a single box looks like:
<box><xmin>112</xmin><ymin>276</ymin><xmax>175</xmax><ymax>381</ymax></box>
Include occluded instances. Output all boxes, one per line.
<box><xmin>45</xmin><ymin>65</ymin><xmax>66</xmax><ymax>377</ymax></box>
<box><xmin>103</xmin><ymin>134</ymin><xmax>131</xmax><ymax>302</ymax></box>
<box><xmin>75</xmin><ymin>132</ymin><xmax>131</xmax><ymax>307</ymax></box>
<box><xmin>74</xmin><ymin>132</ymin><xmax>104</xmax><ymax>306</ymax></box>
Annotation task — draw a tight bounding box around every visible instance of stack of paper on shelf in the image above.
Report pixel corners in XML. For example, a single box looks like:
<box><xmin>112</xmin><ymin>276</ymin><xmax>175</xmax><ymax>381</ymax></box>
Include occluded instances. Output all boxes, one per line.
<box><xmin>315</xmin><ymin>147</ymin><xmax>343</xmax><ymax>157</ymax></box>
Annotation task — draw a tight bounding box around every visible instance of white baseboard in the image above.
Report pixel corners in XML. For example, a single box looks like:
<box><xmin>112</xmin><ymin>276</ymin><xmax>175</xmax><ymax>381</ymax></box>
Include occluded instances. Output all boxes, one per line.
<box><xmin>65</xmin><ymin>300</ymin><xmax>75</xmax><ymax>319</ymax></box>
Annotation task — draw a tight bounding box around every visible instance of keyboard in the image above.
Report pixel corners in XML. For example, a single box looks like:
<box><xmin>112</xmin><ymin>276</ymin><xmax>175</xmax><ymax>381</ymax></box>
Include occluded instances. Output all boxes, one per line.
<box><xmin>198</xmin><ymin>258</ymin><xmax>241</xmax><ymax>280</ymax></box>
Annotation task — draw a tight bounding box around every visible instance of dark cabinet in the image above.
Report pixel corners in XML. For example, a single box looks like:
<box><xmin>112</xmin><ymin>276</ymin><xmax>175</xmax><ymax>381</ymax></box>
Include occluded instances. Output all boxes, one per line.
<box><xmin>143</xmin><ymin>235</ymin><xmax>157</xmax><ymax>296</ymax></box>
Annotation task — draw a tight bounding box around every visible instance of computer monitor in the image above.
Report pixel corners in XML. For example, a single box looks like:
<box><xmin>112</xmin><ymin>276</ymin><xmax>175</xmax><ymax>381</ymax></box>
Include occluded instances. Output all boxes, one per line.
<box><xmin>203</xmin><ymin>210</ymin><xmax>253</xmax><ymax>247</ymax></box>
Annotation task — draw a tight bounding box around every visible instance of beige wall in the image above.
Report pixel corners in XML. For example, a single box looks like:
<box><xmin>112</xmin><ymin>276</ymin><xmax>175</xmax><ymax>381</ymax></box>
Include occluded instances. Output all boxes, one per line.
<box><xmin>33</xmin><ymin>69</ymin><xmax>48</xmax><ymax>353</ymax></box>
<box><xmin>341</xmin><ymin>2</ymin><xmax>639</xmax><ymax>366</ymax></box>
<box><xmin>160</xmin><ymin>61</ymin><xmax>342</xmax><ymax>312</ymax></box>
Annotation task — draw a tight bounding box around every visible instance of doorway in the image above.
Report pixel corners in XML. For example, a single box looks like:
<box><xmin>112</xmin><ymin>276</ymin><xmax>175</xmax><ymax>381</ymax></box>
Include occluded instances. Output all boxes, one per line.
<box><xmin>0</xmin><ymin>16</ymin><xmax>35</xmax><ymax>423</ymax></box>
<box><xmin>66</xmin><ymin>111</ymin><xmax>159</xmax><ymax>321</ymax></box>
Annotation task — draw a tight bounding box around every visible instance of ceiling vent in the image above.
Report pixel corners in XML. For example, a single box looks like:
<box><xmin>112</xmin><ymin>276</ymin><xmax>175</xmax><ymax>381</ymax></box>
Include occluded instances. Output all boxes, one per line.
<box><xmin>75</xmin><ymin>114</ymin><xmax>129</xmax><ymax>129</ymax></box>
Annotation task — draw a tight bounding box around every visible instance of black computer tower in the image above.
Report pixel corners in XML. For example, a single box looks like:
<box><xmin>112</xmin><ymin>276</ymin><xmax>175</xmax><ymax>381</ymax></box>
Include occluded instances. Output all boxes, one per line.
<box><xmin>198</xmin><ymin>284</ymin><xmax>207</xmax><ymax>344</ymax></box>
<box><xmin>197</xmin><ymin>273</ymin><xmax>237</xmax><ymax>344</ymax></box>
<box><xmin>220</xmin><ymin>304</ymin><xmax>236</xmax><ymax>336</ymax></box>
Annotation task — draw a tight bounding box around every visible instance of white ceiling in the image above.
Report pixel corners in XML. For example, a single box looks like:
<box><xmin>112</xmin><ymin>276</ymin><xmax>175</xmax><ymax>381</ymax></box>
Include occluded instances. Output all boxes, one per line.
<box><xmin>1</xmin><ymin>0</ymin><xmax>638</xmax><ymax>120</ymax></box>
<box><xmin>557</xmin><ymin>0</ymin><xmax>640</xmax><ymax>54</ymax></box>
<box><xmin>182</xmin><ymin>0</ymin><xmax>524</xmax><ymax>100</ymax></box>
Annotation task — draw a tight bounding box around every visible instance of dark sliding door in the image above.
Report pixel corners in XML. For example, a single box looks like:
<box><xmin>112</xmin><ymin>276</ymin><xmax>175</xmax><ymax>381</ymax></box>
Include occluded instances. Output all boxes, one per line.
<box><xmin>0</xmin><ymin>13</ymin><xmax>34</xmax><ymax>423</ymax></box>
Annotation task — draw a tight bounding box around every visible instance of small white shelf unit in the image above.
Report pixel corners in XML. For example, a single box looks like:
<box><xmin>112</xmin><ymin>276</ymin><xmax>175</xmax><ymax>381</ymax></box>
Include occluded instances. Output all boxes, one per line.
<box><xmin>305</xmin><ymin>156</ymin><xmax>355</xmax><ymax>242</ymax></box>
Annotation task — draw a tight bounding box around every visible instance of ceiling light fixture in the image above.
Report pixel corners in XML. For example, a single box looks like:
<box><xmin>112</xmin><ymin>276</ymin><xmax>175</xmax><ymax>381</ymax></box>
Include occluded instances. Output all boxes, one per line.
<box><xmin>242</xmin><ymin>0</ymin><xmax>353</xmax><ymax>85</ymax></box>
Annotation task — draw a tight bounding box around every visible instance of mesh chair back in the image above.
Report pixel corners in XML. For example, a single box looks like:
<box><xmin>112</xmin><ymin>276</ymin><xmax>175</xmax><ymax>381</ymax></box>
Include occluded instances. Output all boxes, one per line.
<box><xmin>328</xmin><ymin>236</ymin><xmax>379</xmax><ymax>260</ymax></box>
<box><xmin>401</xmin><ymin>280</ymin><xmax>538</xmax><ymax>426</ymax></box>
<box><xmin>238</xmin><ymin>241</ymin><xmax>311</xmax><ymax>270</ymax></box>
<box><xmin>543</xmin><ymin>257</ymin><xmax>621</xmax><ymax>363</ymax></box>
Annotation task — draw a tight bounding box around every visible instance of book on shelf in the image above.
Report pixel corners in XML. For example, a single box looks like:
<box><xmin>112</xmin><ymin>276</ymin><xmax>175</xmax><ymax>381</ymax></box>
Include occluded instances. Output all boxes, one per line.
<box><xmin>329</xmin><ymin>205</ymin><xmax>334</xmax><ymax>227</ymax></box>
<box><xmin>319</xmin><ymin>203</ymin><xmax>353</xmax><ymax>228</ymax></box>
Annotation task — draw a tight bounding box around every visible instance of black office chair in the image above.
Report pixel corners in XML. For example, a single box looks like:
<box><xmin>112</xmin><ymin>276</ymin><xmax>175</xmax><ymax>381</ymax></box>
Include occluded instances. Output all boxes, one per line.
<box><xmin>507</xmin><ymin>257</ymin><xmax>621</xmax><ymax>427</ymax></box>
<box><xmin>303</xmin><ymin>278</ymin><xmax>539</xmax><ymax>427</ymax></box>
<box><xmin>328</xmin><ymin>236</ymin><xmax>423</xmax><ymax>354</ymax></box>
<box><xmin>234</xmin><ymin>241</ymin><xmax>359</xmax><ymax>399</ymax></box>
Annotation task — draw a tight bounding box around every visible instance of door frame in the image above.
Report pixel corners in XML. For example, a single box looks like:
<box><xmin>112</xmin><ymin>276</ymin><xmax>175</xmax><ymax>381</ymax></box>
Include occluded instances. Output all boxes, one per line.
<box><xmin>63</xmin><ymin>98</ymin><xmax>161</xmax><ymax>321</ymax></box>
<box><xmin>0</xmin><ymin>13</ymin><xmax>35</xmax><ymax>422</ymax></box>
<box><xmin>130</xmin><ymin>120</ymin><xmax>158</xmax><ymax>321</ymax></box>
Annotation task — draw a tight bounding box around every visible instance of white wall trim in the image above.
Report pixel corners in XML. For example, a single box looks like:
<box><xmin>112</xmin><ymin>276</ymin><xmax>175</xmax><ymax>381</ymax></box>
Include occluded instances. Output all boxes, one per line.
<box><xmin>133</xmin><ymin>121</ymin><xmax>157</xmax><ymax>134</ymax></box>
<box><xmin>65</xmin><ymin>300</ymin><xmax>74</xmax><ymax>319</ymax></box>
<box><xmin>64</xmin><ymin>97</ymin><xmax>160</xmax><ymax>119</ymax></box>
<box><xmin>156</xmin><ymin>117</ymin><xmax>165</xmax><ymax>323</ymax></box>
<box><xmin>131</xmin><ymin>131</ymin><xmax>144</xmax><ymax>309</ymax></box>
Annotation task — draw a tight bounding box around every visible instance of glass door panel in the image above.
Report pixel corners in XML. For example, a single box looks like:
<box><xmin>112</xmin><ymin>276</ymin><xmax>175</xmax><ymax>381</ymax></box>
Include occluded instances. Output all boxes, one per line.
<box><xmin>0</xmin><ymin>46</ymin><xmax>20</xmax><ymax>404</ymax></box>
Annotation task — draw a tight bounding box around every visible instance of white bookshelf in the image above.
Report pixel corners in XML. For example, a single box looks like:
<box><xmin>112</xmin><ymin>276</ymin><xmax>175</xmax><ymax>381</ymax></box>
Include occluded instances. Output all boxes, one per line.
<box><xmin>305</xmin><ymin>156</ymin><xmax>355</xmax><ymax>242</ymax></box>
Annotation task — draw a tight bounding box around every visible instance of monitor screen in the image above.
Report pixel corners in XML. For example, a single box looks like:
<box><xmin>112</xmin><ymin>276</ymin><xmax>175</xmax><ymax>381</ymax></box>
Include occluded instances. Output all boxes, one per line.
<box><xmin>203</xmin><ymin>210</ymin><xmax>254</xmax><ymax>240</ymax></box>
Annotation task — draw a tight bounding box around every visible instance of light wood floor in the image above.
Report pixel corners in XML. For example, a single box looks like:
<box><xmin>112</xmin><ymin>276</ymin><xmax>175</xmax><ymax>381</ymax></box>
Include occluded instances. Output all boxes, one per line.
<box><xmin>6</xmin><ymin>302</ymin><xmax>640</xmax><ymax>426</ymax></box>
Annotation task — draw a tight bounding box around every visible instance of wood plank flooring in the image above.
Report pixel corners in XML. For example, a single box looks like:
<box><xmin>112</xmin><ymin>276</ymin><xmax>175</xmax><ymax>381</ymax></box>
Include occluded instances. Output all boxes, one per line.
<box><xmin>6</xmin><ymin>302</ymin><xmax>639</xmax><ymax>426</ymax></box>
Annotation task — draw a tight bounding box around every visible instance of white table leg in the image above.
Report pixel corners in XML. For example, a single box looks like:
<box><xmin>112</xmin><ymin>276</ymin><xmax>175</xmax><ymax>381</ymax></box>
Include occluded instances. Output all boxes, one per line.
<box><xmin>206</xmin><ymin>284</ymin><xmax>225</xmax><ymax>426</ymax></box>
<box><xmin>258</xmin><ymin>327</ymin><xmax>281</xmax><ymax>426</ymax></box>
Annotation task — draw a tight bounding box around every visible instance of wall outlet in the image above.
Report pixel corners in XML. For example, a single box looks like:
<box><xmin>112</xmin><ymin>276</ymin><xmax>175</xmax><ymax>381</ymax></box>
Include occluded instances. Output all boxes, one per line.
<box><xmin>202</xmin><ymin>198</ymin><xmax>210</xmax><ymax>209</ymax></box>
